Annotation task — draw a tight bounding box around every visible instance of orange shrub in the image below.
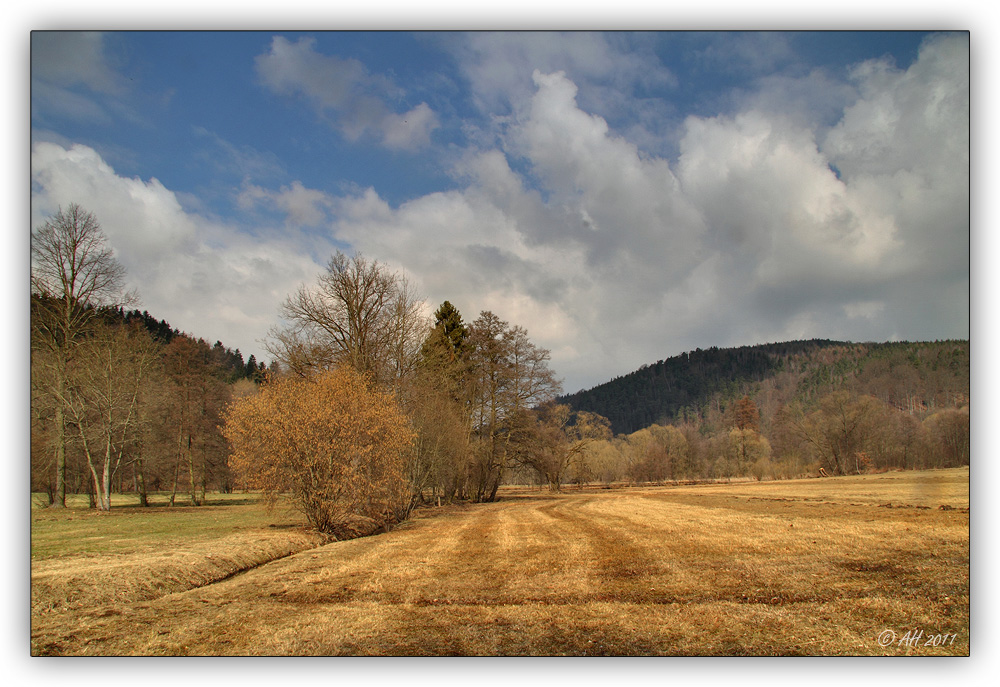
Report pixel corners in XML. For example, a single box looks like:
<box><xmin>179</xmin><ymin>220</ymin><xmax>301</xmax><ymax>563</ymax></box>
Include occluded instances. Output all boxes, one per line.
<box><xmin>222</xmin><ymin>367</ymin><xmax>414</xmax><ymax>536</ymax></box>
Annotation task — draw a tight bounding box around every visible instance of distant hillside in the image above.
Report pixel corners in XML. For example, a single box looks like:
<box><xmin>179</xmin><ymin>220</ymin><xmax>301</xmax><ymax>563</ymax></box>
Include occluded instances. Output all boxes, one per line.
<box><xmin>559</xmin><ymin>339</ymin><xmax>970</xmax><ymax>435</ymax></box>
<box><xmin>117</xmin><ymin>306</ymin><xmax>267</xmax><ymax>383</ymax></box>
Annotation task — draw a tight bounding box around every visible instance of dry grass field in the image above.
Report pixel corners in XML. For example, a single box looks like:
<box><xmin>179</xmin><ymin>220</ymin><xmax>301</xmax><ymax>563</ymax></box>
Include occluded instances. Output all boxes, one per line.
<box><xmin>30</xmin><ymin>468</ymin><xmax>969</xmax><ymax>656</ymax></box>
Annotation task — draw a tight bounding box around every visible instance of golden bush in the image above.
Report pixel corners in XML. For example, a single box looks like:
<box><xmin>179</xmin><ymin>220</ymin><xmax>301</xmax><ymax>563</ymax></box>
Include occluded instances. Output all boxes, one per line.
<box><xmin>222</xmin><ymin>367</ymin><xmax>414</xmax><ymax>536</ymax></box>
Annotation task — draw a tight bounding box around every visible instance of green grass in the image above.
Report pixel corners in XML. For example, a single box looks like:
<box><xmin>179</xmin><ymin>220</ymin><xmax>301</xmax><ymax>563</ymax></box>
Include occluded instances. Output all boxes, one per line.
<box><xmin>31</xmin><ymin>492</ymin><xmax>308</xmax><ymax>560</ymax></box>
<box><xmin>30</xmin><ymin>491</ymin><xmax>260</xmax><ymax>510</ymax></box>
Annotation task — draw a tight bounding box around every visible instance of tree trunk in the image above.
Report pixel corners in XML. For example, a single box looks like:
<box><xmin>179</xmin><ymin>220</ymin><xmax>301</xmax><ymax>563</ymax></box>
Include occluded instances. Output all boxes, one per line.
<box><xmin>488</xmin><ymin>470</ymin><xmax>501</xmax><ymax>502</ymax></box>
<box><xmin>548</xmin><ymin>472</ymin><xmax>561</xmax><ymax>492</ymax></box>
<box><xmin>99</xmin><ymin>448</ymin><xmax>112</xmax><ymax>511</ymax></box>
<box><xmin>188</xmin><ymin>435</ymin><xmax>199</xmax><ymax>506</ymax></box>
<box><xmin>199</xmin><ymin>453</ymin><xmax>207</xmax><ymax>506</ymax></box>
<box><xmin>169</xmin><ymin>446</ymin><xmax>181</xmax><ymax>507</ymax></box>
<box><xmin>135</xmin><ymin>456</ymin><xmax>149</xmax><ymax>507</ymax></box>
<box><xmin>52</xmin><ymin>403</ymin><xmax>66</xmax><ymax>508</ymax></box>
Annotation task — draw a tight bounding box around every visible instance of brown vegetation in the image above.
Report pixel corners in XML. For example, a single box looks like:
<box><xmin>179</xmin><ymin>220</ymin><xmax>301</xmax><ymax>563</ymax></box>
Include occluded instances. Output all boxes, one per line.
<box><xmin>223</xmin><ymin>367</ymin><xmax>414</xmax><ymax>536</ymax></box>
<box><xmin>31</xmin><ymin>468</ymin><xmax>968</xmax><ymax>656</ymax></box>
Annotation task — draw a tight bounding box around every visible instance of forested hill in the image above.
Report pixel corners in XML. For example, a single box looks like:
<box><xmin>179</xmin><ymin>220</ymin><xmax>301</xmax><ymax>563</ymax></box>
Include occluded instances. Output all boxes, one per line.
<box><xmin>117</xmin><ymin>308</ymin><xmax>266</xmax><ymax>383</ymax></box>
<box><xmin>559</xmin><ymin>339</ymin><xmax>970</xmax><ymax>435</ymax></box>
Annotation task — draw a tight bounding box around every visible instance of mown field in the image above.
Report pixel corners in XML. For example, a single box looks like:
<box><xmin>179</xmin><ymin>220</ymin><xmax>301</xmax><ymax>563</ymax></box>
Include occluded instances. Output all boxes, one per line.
<box><xmin>30</xmin><ymin>468</ymin><xmax>970</xmax><ymax>656</ymax></box>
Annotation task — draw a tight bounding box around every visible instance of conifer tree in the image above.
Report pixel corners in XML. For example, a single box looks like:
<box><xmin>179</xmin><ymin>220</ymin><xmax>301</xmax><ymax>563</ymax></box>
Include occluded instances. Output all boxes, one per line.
<box><xmin>433</xmin><ymin>300</ymin><xmax>468</xmax><ymax>355</ymax></box>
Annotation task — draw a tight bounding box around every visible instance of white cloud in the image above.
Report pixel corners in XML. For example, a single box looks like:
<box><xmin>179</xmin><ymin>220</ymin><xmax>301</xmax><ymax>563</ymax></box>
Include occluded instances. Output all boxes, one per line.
<box><xmin>824</xmin><ymin>33</ymin><xmax>969</xmax><ymax>179</ymax></box>
<box><xmin>823</xmin><ymin>32</ymin><xmax>969</xmax><ymax>280</ymax></box>
<box><xmin>443</xmin><ymin>32</ymin><xmax>678</xmax><ymax>156</ymax></box>
<box><xmin>316</xmin><ymin>35</ymin><xmax>967</xmax><ymax>391</ymax></box>
<box><xmin>239</xmin><ymin>180</ymin><xmax>333</xmax><ymax>227</ymax></box>
<box><xmin>30</xmin><ymin>33</ymin><xmax>968</xmax><ymax>394</ymax></box>
<box><xmin>31</xmin><ymin>142</ymin><xmax>327</xmax><ymax>362</ymax></box>
<box><xmin>678</xmin><ymin>109</ymin><xmax>900</xmax><ymax>275</ymax></box>
<box><xmin>381</xmin><ymin>103</ymin><xmax>440</xmax><ymax>150</ymax></box>
<box><xmin>255</xmin><ymin>36</ymin><xmax>439</xmax><ymax>150</ymax></box>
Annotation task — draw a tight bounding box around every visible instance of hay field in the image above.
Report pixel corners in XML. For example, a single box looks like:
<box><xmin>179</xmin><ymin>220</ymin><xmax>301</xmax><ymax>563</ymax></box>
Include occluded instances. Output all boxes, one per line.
<box><xmin>30</xmin><ymin>468</ymin><xmax>969</xmax><ymax>656</ymax></box>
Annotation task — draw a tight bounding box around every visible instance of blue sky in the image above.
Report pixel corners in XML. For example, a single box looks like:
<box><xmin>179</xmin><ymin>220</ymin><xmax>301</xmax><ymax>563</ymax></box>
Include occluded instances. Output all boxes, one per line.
<box><xmin>29</xmin><ymin>26</ymin><xmax>971</xmax><ymax>394</ymax></box>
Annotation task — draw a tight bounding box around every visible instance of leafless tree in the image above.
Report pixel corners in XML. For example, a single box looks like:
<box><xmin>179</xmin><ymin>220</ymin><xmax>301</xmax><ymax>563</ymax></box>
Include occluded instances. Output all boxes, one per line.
<box><xmin>267</xmin><ymin>251</ymin><xmax>426</xmax><ymax>388</ymax></box>
<box><xmin>466</xmin><ymin>311</ymin><xmax>561</xmax><ymax>501</ymax></box>
<box><xmin>511</xmin><ymin>403</ymin><xmax>612</xmax><ymax>491</ymax></box>
<box><xmin>789</xmin><ymin>391</ymin><xmax>882</xmax><ymax>475</ymax></box>
<box><xmin>31</xmin><ymin>204</ymin><xmax>133</xmax><ymax>507</ymax></box>
<box><xmin>56</xmin><ymin>322</ymin><xmax>160</xmax><ymax>511</ymax></box>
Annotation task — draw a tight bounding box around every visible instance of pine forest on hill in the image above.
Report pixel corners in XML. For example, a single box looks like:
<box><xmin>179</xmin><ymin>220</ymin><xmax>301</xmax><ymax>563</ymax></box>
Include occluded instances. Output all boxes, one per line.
<box><xmin>551</xmin><ymin>339</ymin><xmax>969</xmax><ymax>485</ymax></box>
<box><xmin>561</xmin><ymin>340</ymin><xmax>970</xmax><ymax>435</ymax></box>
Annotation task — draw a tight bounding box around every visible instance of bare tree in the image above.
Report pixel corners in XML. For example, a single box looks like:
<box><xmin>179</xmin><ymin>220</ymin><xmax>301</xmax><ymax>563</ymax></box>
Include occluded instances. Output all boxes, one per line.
<box><xmin>789</xmin><ymin>391</ymin><xmax>882</xmax><ymax>475</ymax></box>
<box><xmin>56</xmin><ymin>322</ymin><xmax>160</xmax><ymax>511</ymax></box>
<box><xmin>267</xmin><ymin>251</ymin><xmax>426</xmax><ymax>388</ymax></box>
<box><xmin>466</xmin><ymin>311</ymin><xmax>561</xmax><ymax>501</ymax></box>
<box><xmin>159</xmin><ymin>335</ymin><xmax>230</xmax><ymax>506</ymax></box>
<box><xmin>31</xmin><ymin>204</ymin><xmax>132</xmax><ymax>507</ymax></box>
<box><xmin>511</xmin><ymin>403</ymin><xmax>612</xmax><ymax>491</ymax></box>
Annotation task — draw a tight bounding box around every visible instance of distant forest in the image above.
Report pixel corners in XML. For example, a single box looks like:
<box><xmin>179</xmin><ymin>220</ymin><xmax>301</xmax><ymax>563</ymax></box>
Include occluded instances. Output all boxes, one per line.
<box><xmin>560</xmin><ymin>339</ymin><xmax>970</xmax><ymax>435</ymax></box>
<box><xmin>120</xmin><ymin>308</ymin><xmax>268</xmax><ymax>383</ymax></box>
<box><xmin>538</xmin><ymin>339</ymin><xmax>969</xmax><ymax>485</ymax></box>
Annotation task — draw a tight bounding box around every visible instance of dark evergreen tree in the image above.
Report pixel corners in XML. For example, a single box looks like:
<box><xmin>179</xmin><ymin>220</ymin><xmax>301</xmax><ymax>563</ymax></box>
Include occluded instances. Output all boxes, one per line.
<box><xmin>433</xmin><ymin>300</ymin><xmax>469</xmax><ymax>355</ymax></box>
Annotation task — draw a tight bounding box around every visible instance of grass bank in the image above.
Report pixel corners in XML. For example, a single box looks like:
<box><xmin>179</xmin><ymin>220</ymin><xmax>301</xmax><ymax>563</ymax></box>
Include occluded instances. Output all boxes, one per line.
<box><xmin>31</xmin><ymin>494</ymin><xmax>327</xmax><ymax>615</ymax></box>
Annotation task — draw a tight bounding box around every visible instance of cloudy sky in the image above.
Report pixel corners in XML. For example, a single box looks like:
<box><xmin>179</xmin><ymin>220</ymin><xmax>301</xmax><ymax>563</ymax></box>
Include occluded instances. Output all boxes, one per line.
<box><xmin>29</xmin><ymin>28</ymin><xmax>970</xmax><ymax>394</ymax></box>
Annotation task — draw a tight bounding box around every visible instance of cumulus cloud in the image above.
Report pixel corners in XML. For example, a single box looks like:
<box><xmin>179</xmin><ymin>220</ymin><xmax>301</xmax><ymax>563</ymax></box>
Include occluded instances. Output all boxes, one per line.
<box><xmin>31</xmin><ymin>142</ymin><xmax>328</xmax><ymax>361</ymax></box>
<box><xmin>443</xmin><ymin>32</ymin><xmax>678</xmax><ymax>155</ymax></box>
<box><xmin>315</xmin><ymin>34</ymin><xmax>968</xmax><ymax>391</ymax></box>
<box><xmin>255</xmin><ymin>36</ymin><xmax>439</xmax><ymax>150</ymax></box>
<box><xmin>30</xmin><ymin>33</ymin><xmax>969</xmax><ymax>394</ymax></box>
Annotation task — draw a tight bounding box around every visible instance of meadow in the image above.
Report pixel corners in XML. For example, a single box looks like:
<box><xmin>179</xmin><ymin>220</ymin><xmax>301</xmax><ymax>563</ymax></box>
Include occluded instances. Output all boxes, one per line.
<box><xmin>30</xmin><ymin>468</ymin><xmax>969</xmax><ymax>656</ymax></box>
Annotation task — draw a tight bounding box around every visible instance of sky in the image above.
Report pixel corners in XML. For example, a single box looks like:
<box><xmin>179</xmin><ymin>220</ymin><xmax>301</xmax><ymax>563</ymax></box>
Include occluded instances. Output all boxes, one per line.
<box><xmin>28</xmin><ymin>26</ymin><xmax>971</xmax><ymax>395</ymax></box>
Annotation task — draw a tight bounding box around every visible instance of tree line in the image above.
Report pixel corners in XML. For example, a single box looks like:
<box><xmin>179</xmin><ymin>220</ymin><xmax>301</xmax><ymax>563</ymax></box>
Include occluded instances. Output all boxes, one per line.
<box><xmin>31</xmin><ymin>205</ymin><xmax>970</xmax><ymax>536</ymax></box>
<box><xmin>552</xmin><ymin>390</ymin><xmax>968</xmax><ymax>488</ymax></box>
